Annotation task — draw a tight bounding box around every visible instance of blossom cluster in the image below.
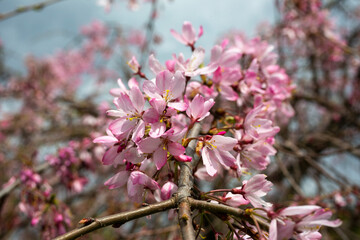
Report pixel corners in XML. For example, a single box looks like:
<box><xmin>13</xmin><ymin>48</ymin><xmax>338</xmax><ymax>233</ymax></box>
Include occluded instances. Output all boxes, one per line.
<box><xmin>45</xmin><ymin>139</ymin><xmax>95</xmax><ymax>193</ymax></box>
<box><xmin>94</xmin><ymin>21</ymin><xmax>341</xmax><ymax>239</ymax></box>
<box><xmin>17</xmin><ymin>168</ymin><xmax>72</xmax><ymax>240</ymax></box>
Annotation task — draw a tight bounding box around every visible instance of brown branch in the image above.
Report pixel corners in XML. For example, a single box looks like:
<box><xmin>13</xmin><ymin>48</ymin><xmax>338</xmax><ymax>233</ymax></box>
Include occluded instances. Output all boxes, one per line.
<box><xmin>280</xmin><ymin>141</ymin><xmax>346</xmax><ymax>188</ymax></box>
<box><xmin>189</xmin><ymin>198</ymin><xmax>245</xmax><ymax>218</ymax></box>
<box><xmin>188</xmin><ymin>198</ymin><xmax>269</xmax><ymax>230</ymax></box>
<box><xmin>176</xmin><ymin>123</ymin><xmax>201</xmax><ymax>240</ymax></box>
<box><xmin>0</xmin><ymin>0</ymin><xmax>68</xmax><ymax>22</ymax></box>
<box><xmin>53</xmin><ymin>198</ymin><xmax>176</xmax><ymax>240</ymax></box>
<box><xmin>293</xmin><ymin>93</ymin><xmax>360</xmax><ymax>128</ymax></box>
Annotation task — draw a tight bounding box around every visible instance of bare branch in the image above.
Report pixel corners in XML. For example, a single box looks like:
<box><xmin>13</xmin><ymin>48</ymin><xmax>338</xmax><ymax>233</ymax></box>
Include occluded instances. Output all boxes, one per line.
<box><xmin>275</xmin><ymin>154</ymin><xmax>305</xmax><ymax>197</ymax></box>
<box><xmin>54</xmin><ymin>198</ymin><xmax>176</xmax><ymax>240</ymax></box>
<box><xmin>0</xmin><ymin>0</ymin><xmax>68</xmax><ymax>22</ymax></box>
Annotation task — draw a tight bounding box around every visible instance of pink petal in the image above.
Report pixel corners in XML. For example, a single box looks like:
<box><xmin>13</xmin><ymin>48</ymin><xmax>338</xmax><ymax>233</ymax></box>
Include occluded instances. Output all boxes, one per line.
<box><xmin>129</xmin><ymin>86</ymin><xmax>144</xmax><ymax>113</ymax></box>
<box><xmin>215</xmin><ymin>149</ymin><xmax>236</xmax><ymax>168</ymax></box>
<box><xmin>161</xmin><ymin>182</ymin><xmax>178</xmax><ymax>200</ymax></box>
<box><xmin>149</xmin><ymin>98</ymin><xmax>166</xmax><ymax>114</ymax></box>
<box><xmin>143</xmin><ymin>108</ymin><xmax>160</xmax><ymax>123</ymax></box>
<box><xmin>182</xmin><ymin>21</ymin><xmax>196</xmax><ymax>44</ymax></box>
<box><xmin>280</xmin><ymin>205</ymin><xmax>321</xmax><ymax>216</ymax></box>
<box><xmin>102</xmin><ymin>146</ymin><xmax>118</xmax><ymax>165</ymax></box>
<box><xmin>211</xmin><ymin>135</ymin><xmax>237</xmax><ymax>150</ymax></box>
<box><xmin>128</xmin><ymin>77</ymin><xmax>139</xmax><ymax>89</ymax></box>
<box><xmin>153</xmin><ymin>148</ymin><xmax>168</xmax><ymax>170</ymax></box>
<box><xmin>168</xmin><ymin>102</ymin><xmax>188</xmax><ymax>111</ymax></box>
<box><xmin>104</xmin><ymin>171</ymin><xmax>130</xmax><ymax>189</ymax></box>
<box><xmin>170</xmin><ymin>29</ymin><xmax>187</xmax><ymax>45</ymax></box>
<box><xmin>138</xmin><ymin>137</ymin><xmax>162</xmax><ymax>153</ymax></box>
<box><xmin>175</xmin><ymin>154</ymin><xmax>192</xmax><ymax>162</ymax></box>
<box><xmin>149</xmin><ymin>54</ymin><xmax>165</xmax><ymax>74</ymax></box>
<box><xmin>220</xmin><ymin>85</ymin><xmax>238</xmax><ymax>101</ymax></box>
<box><xmin>143</xmin><ymin>80</ymin><xmax>161</xmax><ymax>99</ymax></box>
<box><xmin>202</xmin><ymin>147</ymin><xmax>220</xmax><ymax>177</ymax></box>
<box><xmin>198</xmin><ymin>25</ymin><xmax>203</xmax><ymax>38</ymax></box>
<box><xmin>156</xmin><ymin>70</ymin><xmax>173</xmax><ymax>94</ymax></box>
<box><xmin>149</xmin><ymin>122</ymin><xmax>166</xmax><ymax>138</ymax></box>
<box><xmin>168</xmin><ymin>142</ymin><xmax>185</xmax><ymax>156</ymax></box>
<box><xmin>93</xmin><ymin>135</ymin><xmax>118</xmax><ymax>147</ymax></box>
<box><xmin>187</xmin><ymin>94</ymin><xmax>205</xmax><ymax>119</ymax></box>
<box><xmin>132</xmin><ymin>120</ymin><xmax>145</xmax><ymax>143</ymax></box>
<box><xmin>124</xmin><ymin>148</ymin><xmax>144</xmax><ymax>164</ymax></box>
<box><xmin>170</xmin><ymin>71</ymin><xmax>186</xmax><ymax>99</ymax></box>
<box><xmin>225</xmin><ymin>192</ymin><xmax>249</xmax><ymax>207</ymax></box>
<box><xmin>109</xmin><ymin>118</ymin><xmax>136</xmax><ymax>137</ymax></box>
<box><xmin>115</xmin><ymin>93</ymin><xmax>135</xmax><ymax>113</ymax></box>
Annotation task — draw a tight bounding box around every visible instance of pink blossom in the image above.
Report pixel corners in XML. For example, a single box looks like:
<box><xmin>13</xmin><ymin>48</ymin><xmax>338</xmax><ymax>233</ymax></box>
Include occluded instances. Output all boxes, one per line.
<box><xmin>104</xmin><ymin>170</ymin><xmax>130</xmax><ymax>189</ymax></box>
<box><xmin>201</xmin><ymin>135</ymin><xmax>237</xmax><ymax>176</ymax></box>
<box><xmin>269</xmin><ymin>219</ymin><xmax>296</xmax><ymax>240</ymax></box>
<box><xmin>209</xmin><ymin>44</ymin><xmax>242</xmax><ymax>68</ymax></box>
<box><xmin>244</xmin><ymin>104</ymin><xmax>280</xmax><ymax>140</ymax></box>
<box><xmin>170</xmin><ymin>21</ymin><xmax>203</xmax><ymax>47</ymax></box>
<box><xmin>268</xmin><ymin>205</ymin><xmax>342</xmax><ymax>240</ymax></box>
<box><xmin>143</xmin><ymin>70</ymin><xmax>187</xmax><ymax>111</ymax></box>
<box><xmin>20</xmin><ymin>169</ymin><xmax>42</xmax><ymax>188</ymax></box>
<box><xmin>127</xmin><ymin>171</ymin><xmax>159</xmax><ymax>202</ymax></box>
<box><xmin>186</xmin><ymin>94</ymin><xmax>215</xmax><ymax>122</ymax></box>
<box><xmin>160</xmin><ymin>181</ymin><xmax>178</xmax><ymax>200</ymax></box>
<box><xmin>107</xmin><ymin>86</ymin><xmax>145</xmax><ymax>142</ymax></box>
<box><xmin>234</xmin><ymin>130</ymin><xmax>276</xmax><ymax>171</ymax></box>
<box><xmin>148</xmin><ymin>54</ymin><xmax>166</xmax><ymax>74</ymax></box>
<box><xmin>212</xmin><ymin>67</ymin><xmax>241</xmax><ymax>101</ymax></box>
<box><xmin>173</xmin><ymin>47</ymin><xmax>218</xmax><ymax>77</ymax></box>
<box><xmin>127</xmin><ymin>56</ymin><xmax>140</xmax><ymax>73</ymax></box>
<box><xmin>109</xmin><ymin>77</ymin><xmax>139</xmax><ymax>96</ymax></box>
<box><xmin>227</xmin><ymin>174</ymin><xmax>273</xmax><ymax>208</ymax></box>
<box><xmin>138</xmin><ymin>128</ymin><xmax>186</xmax><ymax>170</ymax></box>
<box><xmin>93</xmin><ymin>130</ymin><xmax>126</xmax><ymax>165</ymax></box>
<box><xmin>296</xmin><ymin>208</ymin><xmax>342</xmax><ymax>230</ymax></box>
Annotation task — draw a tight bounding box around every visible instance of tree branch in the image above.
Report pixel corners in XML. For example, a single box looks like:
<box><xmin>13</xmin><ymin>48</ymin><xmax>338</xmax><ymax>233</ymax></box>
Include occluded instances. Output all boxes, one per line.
<box><xmin>0</xmin><ymin>0</ymin><xmax>68</xmax><ymax>22</ymax></box>
<box><xmin>54</xmin><ymin>198</ymin><xmax>176</xmax><ymax>240</ymax></box>
<box><xmin>176</xmin><ymin>123</ymin><xmax>201</xmax><ymax>240</ymax></box>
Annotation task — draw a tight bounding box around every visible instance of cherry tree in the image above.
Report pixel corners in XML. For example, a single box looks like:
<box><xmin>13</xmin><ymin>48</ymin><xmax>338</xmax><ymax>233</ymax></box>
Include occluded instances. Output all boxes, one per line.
<box><xmin>0</xmin><ymin>0</ymin><xmax>359</xmax><ymax>239</ymax></box>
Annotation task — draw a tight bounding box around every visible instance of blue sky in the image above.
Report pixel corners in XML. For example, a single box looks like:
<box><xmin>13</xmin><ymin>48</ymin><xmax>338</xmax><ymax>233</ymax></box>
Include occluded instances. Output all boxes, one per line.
<box><xmin>0</xmin><ymin>0</ymin><xmax>275</xmax><ymax>70</ymax></box>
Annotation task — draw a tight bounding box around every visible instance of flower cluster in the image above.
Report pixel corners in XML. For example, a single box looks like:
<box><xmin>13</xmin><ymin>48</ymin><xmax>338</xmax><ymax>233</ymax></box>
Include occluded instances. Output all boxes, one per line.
<box><xmin>92</xmin><ymin>21</ymin><xmax>341</xmax><ymax>239</ymax></box>
<box><xmin>95</xmin><ymin>21</ymin><xmax>293</xmax><ymax>202</ymax></box>
<box><xmin>45</xmin><ymin>139</ymin><xmax>95</xmax><ymax>193</ymax></box>
<box><xmin>17</xmin><ymin>168</ymin><xmax>71</xmax><ymax>240</ymax></box>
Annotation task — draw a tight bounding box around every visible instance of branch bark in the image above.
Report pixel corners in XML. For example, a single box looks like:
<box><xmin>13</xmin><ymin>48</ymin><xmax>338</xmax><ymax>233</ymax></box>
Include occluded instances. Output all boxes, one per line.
<box><xmin>54</xmin><ymin>198</ymin><xmax>176</xmax><ymax>240</ymax></box>
<box><xmin>176</xmin><ymin>123</ymin><xmax>201</xmax><ymax>240</ymax></box>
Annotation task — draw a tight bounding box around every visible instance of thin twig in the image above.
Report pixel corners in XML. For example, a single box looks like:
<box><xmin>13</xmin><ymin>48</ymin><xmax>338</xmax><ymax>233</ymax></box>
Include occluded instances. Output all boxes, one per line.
<box><xmin>0</xmin><ymin>0</ymin><xmax>68</xmax><ymax>21</ymax></box>
<box><xmin>275</xmin><ymin>154</ymin><xmax>305</xmax><ymax>197</ymax></box>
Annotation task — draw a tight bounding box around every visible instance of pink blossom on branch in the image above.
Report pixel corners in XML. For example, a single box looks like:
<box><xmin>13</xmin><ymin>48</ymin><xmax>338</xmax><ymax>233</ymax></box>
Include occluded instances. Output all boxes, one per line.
<box><xmin>186</xmin><ymin>94</ymin><xmax>215</xmax><ymax>123</ymax></box>
<box><xmin>226</xmin><ymin>174</ymin><xmax>273</xmax><ymax>208</ymax></box>
<box><xmin>170</xmin><ymin>21</ymin><xmax>203</xmax><ymax>49</ymax></box>
<box><xmin>200</xmin><ymin>135</ymin><xmax>237</xmax><ymax>176</ymax></box>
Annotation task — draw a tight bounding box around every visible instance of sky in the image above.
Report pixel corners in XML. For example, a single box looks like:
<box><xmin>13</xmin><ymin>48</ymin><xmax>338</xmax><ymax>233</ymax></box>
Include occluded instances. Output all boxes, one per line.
<box><xmin>0</xmin><ymin>0</ymin><xmax>276</xmax><ymax>71</ymax></box>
